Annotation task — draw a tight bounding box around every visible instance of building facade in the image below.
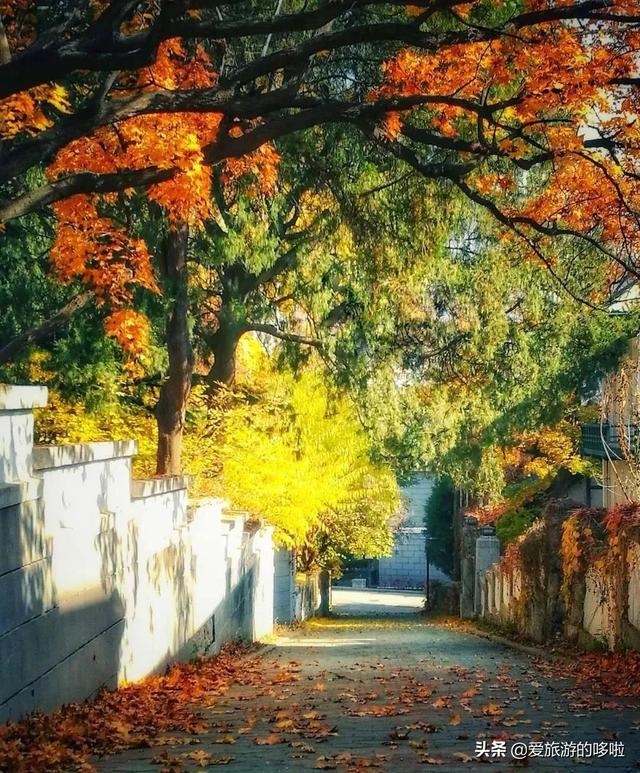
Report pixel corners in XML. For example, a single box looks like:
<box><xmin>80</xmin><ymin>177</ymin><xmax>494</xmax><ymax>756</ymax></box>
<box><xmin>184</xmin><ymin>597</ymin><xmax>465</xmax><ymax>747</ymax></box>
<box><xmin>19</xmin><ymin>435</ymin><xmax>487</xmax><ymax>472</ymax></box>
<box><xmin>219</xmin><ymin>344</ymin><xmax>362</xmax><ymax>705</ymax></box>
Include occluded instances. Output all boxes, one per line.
<box><xmin>581</xmin><ymin>337</ymin><xmax>640</xmax><ymax>508</ymax></box>
<box><xmin>377</xmin><ymin>473</ymin><xmax>450</xmax><ymax>589</ymax></box>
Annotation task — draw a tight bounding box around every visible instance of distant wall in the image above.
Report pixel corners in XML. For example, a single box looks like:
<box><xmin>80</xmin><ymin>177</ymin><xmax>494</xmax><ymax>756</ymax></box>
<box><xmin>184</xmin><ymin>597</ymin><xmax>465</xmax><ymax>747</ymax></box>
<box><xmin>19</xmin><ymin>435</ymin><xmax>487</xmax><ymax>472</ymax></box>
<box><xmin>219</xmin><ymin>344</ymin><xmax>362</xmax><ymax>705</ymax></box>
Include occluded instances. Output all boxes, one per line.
<box><xmin>274</xmin><ymin>548</ymin><xmax>296</xmax><ymax>624</ymax></box>
<box><xmin>0</xmin><ymin>385</ymin><xmax>274</xmax><ymax>723</ymax></box>
<box><xmin>378</xmin><ymin>473</ymin><xmax>450</xmax><ymax>589</ymax></box>
<box><xmin>379</xmin><ymin>528</ymin><xmax>429</xmax><ymax>588</ymax></box>
<box><xmin>401</xmin><ymin>473</ymin><xmax>435</xmax><ymax>527</ymax></box>
<box><xmin>273</xmin><ymin>548</ymin><xmax>321</xmax><ymax>624</ymax></box>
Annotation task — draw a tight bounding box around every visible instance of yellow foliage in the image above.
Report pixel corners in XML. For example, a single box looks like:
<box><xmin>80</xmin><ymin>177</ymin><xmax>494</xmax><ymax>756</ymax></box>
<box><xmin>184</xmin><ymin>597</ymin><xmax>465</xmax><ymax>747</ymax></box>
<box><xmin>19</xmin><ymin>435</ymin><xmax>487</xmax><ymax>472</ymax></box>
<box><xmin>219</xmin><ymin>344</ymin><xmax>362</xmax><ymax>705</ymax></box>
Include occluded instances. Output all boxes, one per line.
<box><xmin>218</xmin><ymin>340</ymin><xmax>400</xmax><ymax>550</ymax></box>
<box><xmin>32</xmin><ymin>338</ymin><xmax>399</xmax><ymax>556</ymax></box>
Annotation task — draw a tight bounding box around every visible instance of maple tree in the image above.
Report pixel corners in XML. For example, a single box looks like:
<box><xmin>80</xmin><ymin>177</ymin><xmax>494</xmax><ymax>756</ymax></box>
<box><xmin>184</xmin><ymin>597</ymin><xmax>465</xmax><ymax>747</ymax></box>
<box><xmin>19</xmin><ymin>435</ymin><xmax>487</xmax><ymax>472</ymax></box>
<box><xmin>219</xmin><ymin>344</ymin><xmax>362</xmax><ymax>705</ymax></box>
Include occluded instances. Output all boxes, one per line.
<box><xmin>1</xmin><ymin>0</ymin><xmax>639</xmax><ymax>262</ymax></box>
<box><xmin>2</xmin><ymin>0</ymin><xmax>640</xmax><ymax>475</ymax></box>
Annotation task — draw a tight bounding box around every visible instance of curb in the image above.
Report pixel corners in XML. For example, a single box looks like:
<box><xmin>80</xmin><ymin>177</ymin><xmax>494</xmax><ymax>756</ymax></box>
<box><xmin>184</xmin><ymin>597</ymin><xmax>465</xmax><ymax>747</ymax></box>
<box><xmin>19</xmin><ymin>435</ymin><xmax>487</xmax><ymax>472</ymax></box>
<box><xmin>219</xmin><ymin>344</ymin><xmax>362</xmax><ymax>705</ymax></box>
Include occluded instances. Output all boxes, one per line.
<box><xmin>450</xmin><ymin>623</ymin><xmax>572</xmax><ymax>662</ymax></box>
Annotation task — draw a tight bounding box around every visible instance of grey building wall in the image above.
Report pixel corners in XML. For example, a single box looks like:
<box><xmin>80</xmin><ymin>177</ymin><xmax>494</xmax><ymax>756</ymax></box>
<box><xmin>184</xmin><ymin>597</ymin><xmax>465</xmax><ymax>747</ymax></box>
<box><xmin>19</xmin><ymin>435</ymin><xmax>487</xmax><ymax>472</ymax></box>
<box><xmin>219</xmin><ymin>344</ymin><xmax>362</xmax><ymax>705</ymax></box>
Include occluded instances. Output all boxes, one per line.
<box><xmin>565</xmin><ymin>476</ymin><xmax>603</xmax><ymax>508</ymax></box>
<box><xmin>378</xmin><ymin>473</ymin><xmax>451</xmax><ymax>589</ymax></box>
<box><xmin>378</xmin><ymin>528</ymin><xmax>428</xmax><ymax>588</ymax></box>
<box><xmin>401</xmin><ymin>474</ymin><xmax>435</xmax><ymax>526</ymax></box>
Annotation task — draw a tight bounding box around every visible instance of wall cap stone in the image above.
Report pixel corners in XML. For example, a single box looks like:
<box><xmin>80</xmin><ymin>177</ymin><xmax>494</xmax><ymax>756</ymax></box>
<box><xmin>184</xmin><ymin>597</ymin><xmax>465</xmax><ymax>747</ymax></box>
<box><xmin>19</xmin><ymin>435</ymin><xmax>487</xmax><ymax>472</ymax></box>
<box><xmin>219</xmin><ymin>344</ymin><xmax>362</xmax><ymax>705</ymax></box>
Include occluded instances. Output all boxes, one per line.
<box><xmin>131</xmin><ymin>475</ymin><xmax>189</xmax><ymax>499</ymax></box>
<box><xmin>33</xmin><ymin>441</ymin><xmax>138</xmax><ymax>470</ymax></box>
<box><xmin>0</xmin><ymin>385</ymin><xmax>48</xmax><ymax>411</ymax></box>
<box><xmin>0</xmin><ymin>478</ymin><xmax>43</xmax><ymax>510</ymax></box>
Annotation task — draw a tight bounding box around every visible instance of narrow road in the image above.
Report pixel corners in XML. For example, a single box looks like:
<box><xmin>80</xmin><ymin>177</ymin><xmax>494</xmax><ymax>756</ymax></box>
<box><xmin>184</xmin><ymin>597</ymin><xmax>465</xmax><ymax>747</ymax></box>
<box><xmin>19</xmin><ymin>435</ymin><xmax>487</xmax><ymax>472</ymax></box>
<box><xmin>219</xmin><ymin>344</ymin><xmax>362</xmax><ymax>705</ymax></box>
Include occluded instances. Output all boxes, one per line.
<box><xmin>97</xmin><ymin>614</ymin><xmax>640</xmax><ymax>772</ymax></box>
<box><xmin>331</xmin><ymin>587</ymin><xmax>425</xmax><ymax>616</ymax></box>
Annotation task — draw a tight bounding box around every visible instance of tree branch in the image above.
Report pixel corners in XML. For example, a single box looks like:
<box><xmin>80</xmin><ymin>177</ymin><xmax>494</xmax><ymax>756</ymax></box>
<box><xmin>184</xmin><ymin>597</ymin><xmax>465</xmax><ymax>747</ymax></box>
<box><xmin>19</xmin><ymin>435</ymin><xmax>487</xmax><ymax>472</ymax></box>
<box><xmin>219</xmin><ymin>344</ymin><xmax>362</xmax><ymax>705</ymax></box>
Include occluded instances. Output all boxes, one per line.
<box><xmin>0</xmin><ymin>0</ymin><xmax>621</xmax><ymax>100</ymax></box>
<box><xmin>0</xmin><ymin>290</ymin><xmax>94</xmax><ymax>365</ymax></box>
<box><xmin>244</xmin><ymin>322</ymin><xmax>322</xmax><ymax>348</ymax></box>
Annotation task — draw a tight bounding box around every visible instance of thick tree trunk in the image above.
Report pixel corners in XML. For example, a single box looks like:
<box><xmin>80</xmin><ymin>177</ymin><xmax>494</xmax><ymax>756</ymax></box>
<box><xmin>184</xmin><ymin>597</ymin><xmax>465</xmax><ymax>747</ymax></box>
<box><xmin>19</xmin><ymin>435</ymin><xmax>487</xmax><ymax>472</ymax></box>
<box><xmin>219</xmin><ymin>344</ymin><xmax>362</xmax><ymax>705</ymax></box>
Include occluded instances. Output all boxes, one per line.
<box><xmin>207</xmin><ymin>308</ymin><xmax>245</xmax><ymax>393</ymax></box>
<box><xmin>319</xmin><ymin>570</ymin><xmax>332</xmax><ymax>616</ymax></box>
<box><xmin>206</xmin><ymin>321</ymin><xmax>243</xmax><ymax>390</ymax></box>
<box><xmin>155</xmin><ymin>223</ymin><xmax>192</xmax><ymax>476</ymax></box>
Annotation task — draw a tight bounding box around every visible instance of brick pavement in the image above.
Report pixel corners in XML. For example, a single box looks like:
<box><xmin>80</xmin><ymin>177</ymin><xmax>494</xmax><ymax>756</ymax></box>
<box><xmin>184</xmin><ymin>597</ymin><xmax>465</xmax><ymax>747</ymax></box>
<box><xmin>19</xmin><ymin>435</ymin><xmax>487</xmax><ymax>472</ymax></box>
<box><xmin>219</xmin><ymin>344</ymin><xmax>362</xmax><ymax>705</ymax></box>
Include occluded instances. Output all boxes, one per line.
<box><xmin>94</xmin><ymin>617</ymin><xmax>640</xmax><ymax>772</ymax></box>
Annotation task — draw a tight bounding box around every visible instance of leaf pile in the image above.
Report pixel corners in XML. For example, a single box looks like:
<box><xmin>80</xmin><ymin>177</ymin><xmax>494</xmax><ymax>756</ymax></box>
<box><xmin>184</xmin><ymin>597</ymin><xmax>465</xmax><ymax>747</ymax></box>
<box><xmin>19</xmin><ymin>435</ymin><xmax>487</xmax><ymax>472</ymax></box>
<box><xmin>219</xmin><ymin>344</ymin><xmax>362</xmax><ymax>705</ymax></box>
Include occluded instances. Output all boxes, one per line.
<box><xmin>0</xmin><ymin>643</ymin><xmax>259</xmax><ymax>772</ymax></box>
<box><xmin>540</xmin><ymin>651</ymin><xmax>640</xmax><ymax>698</ymax></box>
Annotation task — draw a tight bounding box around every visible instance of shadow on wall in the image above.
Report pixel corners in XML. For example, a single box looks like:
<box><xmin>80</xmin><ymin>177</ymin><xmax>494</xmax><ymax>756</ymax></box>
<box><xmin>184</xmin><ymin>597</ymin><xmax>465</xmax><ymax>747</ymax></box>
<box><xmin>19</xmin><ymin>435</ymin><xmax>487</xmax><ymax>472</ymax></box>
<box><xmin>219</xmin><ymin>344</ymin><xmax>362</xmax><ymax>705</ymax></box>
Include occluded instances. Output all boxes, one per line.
<box><xmin>0</xmin><ymin>486</ymin><xmax>126</xmax><ymax>720</ymax></box>
<box><xmin>0</xmin><ymin>385</ymin><xmax>274</xmax><ymax>723</ymax></box>
<box><xmin>1</xmin><ymin>490</ymin><xmax>270</xmax><ymax>722</ymax></box>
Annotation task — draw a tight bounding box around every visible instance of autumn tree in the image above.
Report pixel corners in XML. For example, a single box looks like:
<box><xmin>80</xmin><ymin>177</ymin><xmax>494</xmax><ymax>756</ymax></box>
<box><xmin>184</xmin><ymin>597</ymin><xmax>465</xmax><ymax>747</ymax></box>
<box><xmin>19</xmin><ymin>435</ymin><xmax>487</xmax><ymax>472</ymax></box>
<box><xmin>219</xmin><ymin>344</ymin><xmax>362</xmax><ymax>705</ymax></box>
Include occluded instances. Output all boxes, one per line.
<box><xmin>208</xmin><ymin>341</ymin><xmax>400</xmax><ymax>563</ymax></box>
<box><xmin>1</xmin><ymin>117</ymin><xmax>460</xmax><ymax>475</ymax></box>
<box><xmin>3</xmin><ymin>0</ymin><xmax>640</xmax><ymax>476</ymax></box>
<box><xmin>396</xmin><ymin>216</ymin><xmax>639</xmax><ymax>502</ymax></box>
<box><xmin>3</xmin><ymin>0</ymin><xmax>640</xmax><ymax>261</ymax></box>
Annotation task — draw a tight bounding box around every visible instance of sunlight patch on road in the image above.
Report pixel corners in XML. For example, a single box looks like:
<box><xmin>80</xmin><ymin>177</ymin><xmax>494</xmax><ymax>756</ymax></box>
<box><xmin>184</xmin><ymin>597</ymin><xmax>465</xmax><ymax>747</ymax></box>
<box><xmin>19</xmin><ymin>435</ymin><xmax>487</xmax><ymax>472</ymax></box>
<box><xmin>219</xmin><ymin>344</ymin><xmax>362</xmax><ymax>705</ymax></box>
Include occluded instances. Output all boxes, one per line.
<box><xmin>273</xmin><ymin>636</ymin><xmax>377</xmax><ymax>648</ymax></box>
<box><xmin>306</xmin><ymin>618</ymin><xmax>426</xmax><ymax>630</ymax></box>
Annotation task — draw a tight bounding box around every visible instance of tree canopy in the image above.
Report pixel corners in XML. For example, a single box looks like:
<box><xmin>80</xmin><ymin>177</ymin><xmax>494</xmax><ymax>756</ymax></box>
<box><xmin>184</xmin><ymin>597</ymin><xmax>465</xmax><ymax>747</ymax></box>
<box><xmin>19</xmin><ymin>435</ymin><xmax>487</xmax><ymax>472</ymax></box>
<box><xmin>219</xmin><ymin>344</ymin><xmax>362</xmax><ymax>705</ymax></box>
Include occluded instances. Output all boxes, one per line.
<box><xmin>4</xmin><ymin>0</ymin><xmax>640</xmax><ymax>555</ymax></box>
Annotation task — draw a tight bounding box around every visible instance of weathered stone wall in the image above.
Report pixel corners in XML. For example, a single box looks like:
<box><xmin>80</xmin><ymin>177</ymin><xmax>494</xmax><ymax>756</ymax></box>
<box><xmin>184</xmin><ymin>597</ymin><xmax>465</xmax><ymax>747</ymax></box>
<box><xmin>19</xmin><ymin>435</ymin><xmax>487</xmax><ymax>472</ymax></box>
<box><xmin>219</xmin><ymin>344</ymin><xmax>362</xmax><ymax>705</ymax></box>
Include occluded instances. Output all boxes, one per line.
<box><xmin>474</xmin><ymin>501</ymin><xmax>640</xmax><ymax>652</ymax></box>
<box><xmin>0</xmin><ymin>385</ymin><xmax>275</xmax><ymax>723</ymax></box>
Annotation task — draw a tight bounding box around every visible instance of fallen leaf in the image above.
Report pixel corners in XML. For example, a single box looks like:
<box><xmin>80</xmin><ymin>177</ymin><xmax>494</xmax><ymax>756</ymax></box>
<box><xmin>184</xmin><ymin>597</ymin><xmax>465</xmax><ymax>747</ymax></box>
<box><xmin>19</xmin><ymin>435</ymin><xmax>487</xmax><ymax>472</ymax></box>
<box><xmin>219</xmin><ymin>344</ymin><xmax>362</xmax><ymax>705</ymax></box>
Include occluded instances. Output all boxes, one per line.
<box><xmin>315</xmin><ymin>757</ymin><xmax>338</xmax><ymax>770</ymax></box>
<box><xmin>254</xmin><ymin>733</ymin><xmax>286</xmax><ymax>745</ymax></box>
<box><xmin>417</xmin><ymin>755</ymin><xmax>445</xmax><ymax>765</ymax></box>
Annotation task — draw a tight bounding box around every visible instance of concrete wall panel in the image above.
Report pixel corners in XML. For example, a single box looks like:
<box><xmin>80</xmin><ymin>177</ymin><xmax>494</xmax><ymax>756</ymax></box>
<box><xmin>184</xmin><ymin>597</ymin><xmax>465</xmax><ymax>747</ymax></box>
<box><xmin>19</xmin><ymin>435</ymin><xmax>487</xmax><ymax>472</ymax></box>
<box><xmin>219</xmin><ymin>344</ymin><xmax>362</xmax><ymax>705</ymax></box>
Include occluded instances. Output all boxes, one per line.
<box><xmin>0</xmin><ymin>386</ymin><xmax>276</xmax><ymax>722</ymax></box>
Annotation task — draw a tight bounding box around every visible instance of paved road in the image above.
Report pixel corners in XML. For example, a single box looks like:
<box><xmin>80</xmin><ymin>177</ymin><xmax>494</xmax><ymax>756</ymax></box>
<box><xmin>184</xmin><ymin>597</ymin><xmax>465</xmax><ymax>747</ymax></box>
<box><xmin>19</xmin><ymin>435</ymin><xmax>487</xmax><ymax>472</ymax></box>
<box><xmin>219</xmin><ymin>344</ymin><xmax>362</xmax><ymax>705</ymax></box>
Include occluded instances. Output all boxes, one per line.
<box><xmin>331</xmin><ymin>587</ymin><xmax>425</xmax><ymax>616</ymax></box>
<box><xmin>96</xmin><ymin>618</ymin><xmax>640</xmax><ymax>772</ymax></box>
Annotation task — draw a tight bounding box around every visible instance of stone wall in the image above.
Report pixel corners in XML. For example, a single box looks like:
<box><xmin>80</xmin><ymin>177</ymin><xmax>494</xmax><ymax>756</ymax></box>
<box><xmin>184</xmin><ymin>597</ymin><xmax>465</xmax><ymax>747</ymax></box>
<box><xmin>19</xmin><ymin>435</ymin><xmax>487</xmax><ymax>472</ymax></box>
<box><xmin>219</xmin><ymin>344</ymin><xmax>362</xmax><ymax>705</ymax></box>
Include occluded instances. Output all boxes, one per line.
<box><xmin>378</xmin><ymin>472</ymin><xmax>451</xmax><ymax>590</ymax></box>
<box><xmin>473</xmin><ymin>504</ymin><xmax>640</xmax><ymax>651</ymax></box>
<box><xmin>0</xmin><ymin>385</ymin><xmax>274</xmax><ymax>723</ymax></box>
<box><xmin>401</xmin><ymin>474</ymin><xmax>435</xmax><ymax>527</ymax></box>
<box><xmin>378</xmin><ymin>527</ymin><xmax>451</xmax><ymax>589</ymax></box>
<box><xmin>379</xmin><ymin>528</ymin><xmax>429</xmax><ymax>588</ymax></box>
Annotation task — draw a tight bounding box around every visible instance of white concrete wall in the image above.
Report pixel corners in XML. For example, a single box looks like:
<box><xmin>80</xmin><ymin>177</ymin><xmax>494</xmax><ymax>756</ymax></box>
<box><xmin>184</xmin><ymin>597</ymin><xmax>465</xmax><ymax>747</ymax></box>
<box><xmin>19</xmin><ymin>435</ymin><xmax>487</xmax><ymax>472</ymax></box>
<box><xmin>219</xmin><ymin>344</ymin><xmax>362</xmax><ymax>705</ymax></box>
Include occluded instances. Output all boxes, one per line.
<box><xmin>0</xmin><ymin>386</ymin><xmax>274</xmax><ymax>722</ymax></box>
<box><xmin>273</xmin><ymin>549</ymin><xmax>321</xmax><ymax>624</ymax></box>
